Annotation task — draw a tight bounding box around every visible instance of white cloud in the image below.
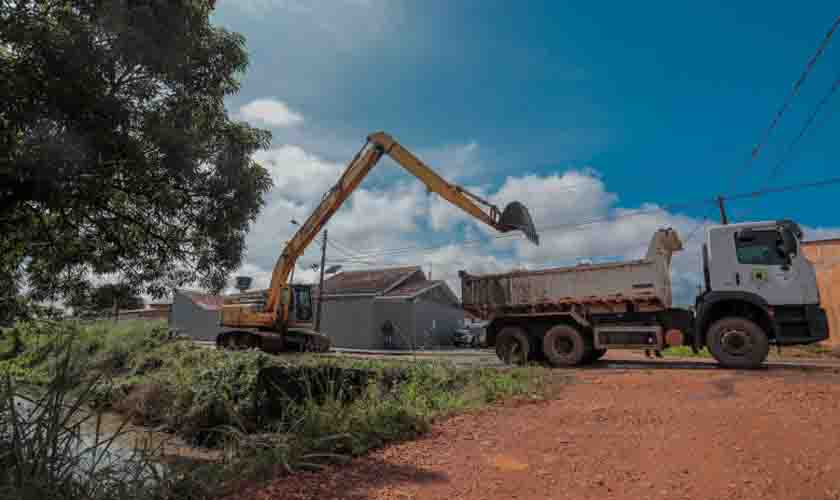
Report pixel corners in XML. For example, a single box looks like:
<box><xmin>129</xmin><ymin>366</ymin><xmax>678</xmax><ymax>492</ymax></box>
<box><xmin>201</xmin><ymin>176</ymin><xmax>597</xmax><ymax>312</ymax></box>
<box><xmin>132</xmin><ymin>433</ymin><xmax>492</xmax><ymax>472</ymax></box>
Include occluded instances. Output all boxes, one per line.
<box><xmin>236</xmin><ymin>150</ymin><xmax>712</xmax><ymax>304</ymax></box>
<box><xmin>420</xmin><ymin>141</ymin><xmax>480</xmax><ymax>181</ymax></box>
<box><xmin>492</xmin><ymin>169</ymin><xmax>616</xmax><ymax>228</ymax></box>
<box><xmin>238</xmin><ymin>98</ymin><xmax>304</xmax><ymax>127</ymax></box>
<box><xmin>235</xmin><ymin>137</ymin><xmax>840</xmax><ymax>307</ymax></box>
<box><xmin>253</xmin><ymin>145</ymin><xmax>341</xmax><ymax>202</ymax></box>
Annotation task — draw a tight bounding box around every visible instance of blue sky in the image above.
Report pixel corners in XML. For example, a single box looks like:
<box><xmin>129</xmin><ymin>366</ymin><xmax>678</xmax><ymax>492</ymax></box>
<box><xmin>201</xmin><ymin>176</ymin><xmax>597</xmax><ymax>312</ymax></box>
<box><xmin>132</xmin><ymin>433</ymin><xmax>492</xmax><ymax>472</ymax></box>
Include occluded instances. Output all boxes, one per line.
<box><xmin>211</xmin><ymin>1</ymin><xmax>840</xmax><ymax>303</ymax></box>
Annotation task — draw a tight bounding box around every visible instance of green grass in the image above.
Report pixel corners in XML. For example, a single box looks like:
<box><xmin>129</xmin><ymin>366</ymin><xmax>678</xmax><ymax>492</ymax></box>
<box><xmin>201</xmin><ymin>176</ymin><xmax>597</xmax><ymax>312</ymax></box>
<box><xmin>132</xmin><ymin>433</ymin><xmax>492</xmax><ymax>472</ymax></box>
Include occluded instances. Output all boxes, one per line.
<box><xmin>662</xmin><ymin>346</ymin><xmax>712</xmax><ymax>358</ymax></box>
<box><xmin>0</xmin><ymin>320</ymin><xmax>557</xmax><ymax>499</ymax></box>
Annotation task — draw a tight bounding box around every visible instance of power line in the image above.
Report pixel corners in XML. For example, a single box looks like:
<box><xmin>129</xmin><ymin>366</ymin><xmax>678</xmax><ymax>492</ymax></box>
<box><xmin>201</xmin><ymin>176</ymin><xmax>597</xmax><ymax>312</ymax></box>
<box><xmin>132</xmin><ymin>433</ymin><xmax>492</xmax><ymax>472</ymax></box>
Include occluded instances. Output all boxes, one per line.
<box><xmin>328</xmin><ymin>238</ymin><xmax>363</xmax><ymax>257</ymax></box>
<box><xmin>734</xmin><ymin>15</ymin><xmax>840</xmax><ymax>184</ymax></box>
<box><xmin>322</xmin><ymin>175</ymin><xmax>840</xmax><ymax>264</ymax></box>
<box><xmin>332</xmin><ymin>200</ymin><xmax>712</xmax><ymax>261</ymax></box>
<box><xmin>765</xmin><ymin>73</ymin><xmax>840</xmax><ymax>184</ymax></box>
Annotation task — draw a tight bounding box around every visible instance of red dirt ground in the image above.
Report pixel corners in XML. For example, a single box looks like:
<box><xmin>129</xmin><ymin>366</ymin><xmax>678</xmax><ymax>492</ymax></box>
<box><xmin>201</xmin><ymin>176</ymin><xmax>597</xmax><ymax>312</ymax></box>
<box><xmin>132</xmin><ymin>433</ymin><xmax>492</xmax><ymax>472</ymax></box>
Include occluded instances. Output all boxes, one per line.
<box><xmin>235</xmin><ymin>368</ymin><xmax>840</xmax><ymax>500</ymax></box>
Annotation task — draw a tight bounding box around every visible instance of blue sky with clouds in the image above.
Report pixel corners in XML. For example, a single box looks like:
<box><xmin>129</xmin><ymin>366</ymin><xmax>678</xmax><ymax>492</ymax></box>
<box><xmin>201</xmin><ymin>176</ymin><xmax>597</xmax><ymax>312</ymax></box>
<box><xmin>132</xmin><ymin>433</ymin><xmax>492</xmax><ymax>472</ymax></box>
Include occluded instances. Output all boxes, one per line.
<box><xmin>211</xmin><ymin>1</ymin><xmax>840</xmax><ymax>304</ymax></box>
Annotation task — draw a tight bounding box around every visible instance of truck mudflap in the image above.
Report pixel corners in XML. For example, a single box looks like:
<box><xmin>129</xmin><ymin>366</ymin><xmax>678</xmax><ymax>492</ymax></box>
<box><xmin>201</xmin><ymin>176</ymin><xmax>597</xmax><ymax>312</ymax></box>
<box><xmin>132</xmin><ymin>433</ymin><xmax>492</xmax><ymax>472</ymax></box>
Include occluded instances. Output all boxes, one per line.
<box><xmin>809</xmin><ymin>305</ymin><xmax>830</xmax><ymax>341</ymax></box>
<box><xmin>801</xmin><ymin>304</ymin><xmax>830</xmax><ymax>344</ymax></box>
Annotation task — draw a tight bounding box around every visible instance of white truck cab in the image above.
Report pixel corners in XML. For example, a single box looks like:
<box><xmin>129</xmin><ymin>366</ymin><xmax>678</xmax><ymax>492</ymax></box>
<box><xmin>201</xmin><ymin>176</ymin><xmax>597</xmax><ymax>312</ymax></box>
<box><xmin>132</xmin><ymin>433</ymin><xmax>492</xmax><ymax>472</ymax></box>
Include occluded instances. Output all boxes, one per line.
<box><xmin>705</xmin><ymin>220</ymin><xmax>820</xmax><ymax>305</ymax></box>
<box><xmin>698</xmin><ymin>220</ymin><xmax>829</xmax><ymax>364</ymax></box>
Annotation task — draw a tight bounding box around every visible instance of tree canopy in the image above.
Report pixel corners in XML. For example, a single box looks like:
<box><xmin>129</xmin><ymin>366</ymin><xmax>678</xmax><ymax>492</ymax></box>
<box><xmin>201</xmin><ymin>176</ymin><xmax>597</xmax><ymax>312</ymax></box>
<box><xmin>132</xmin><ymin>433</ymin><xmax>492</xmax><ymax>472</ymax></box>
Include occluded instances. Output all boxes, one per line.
<box><xmin>0</xmin><ymin>0</ymin><xmax>272</xmax><ymax>316</ymax></box>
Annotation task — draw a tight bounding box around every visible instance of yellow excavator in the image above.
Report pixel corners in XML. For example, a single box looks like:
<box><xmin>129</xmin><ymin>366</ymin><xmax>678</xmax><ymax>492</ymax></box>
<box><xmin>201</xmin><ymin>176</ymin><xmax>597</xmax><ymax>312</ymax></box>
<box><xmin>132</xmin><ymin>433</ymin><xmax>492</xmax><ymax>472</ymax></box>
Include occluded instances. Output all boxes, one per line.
<box><xmin>216</xmin><ymin>132</ymin><xmax>539</xmax><ymax>353</ymax></box>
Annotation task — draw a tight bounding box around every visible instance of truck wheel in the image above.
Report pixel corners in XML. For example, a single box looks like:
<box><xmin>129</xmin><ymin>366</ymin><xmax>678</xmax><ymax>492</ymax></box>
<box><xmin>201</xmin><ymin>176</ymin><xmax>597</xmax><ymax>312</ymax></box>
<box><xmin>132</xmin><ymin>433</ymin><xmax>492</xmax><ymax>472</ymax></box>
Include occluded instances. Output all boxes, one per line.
<box><xmin>707</xmin><ymin>317</ymin><xmax>769</xmax><ymax>369</ymax></box>
<box><xmin>542</xmin><ymin>324</ymin><xmax>592</xmax><ymax>366</ymax></box>
<box><xmin>496</xmin><ymin>327</ymin><xmax>530</xmax><ymax>365</ymax></box>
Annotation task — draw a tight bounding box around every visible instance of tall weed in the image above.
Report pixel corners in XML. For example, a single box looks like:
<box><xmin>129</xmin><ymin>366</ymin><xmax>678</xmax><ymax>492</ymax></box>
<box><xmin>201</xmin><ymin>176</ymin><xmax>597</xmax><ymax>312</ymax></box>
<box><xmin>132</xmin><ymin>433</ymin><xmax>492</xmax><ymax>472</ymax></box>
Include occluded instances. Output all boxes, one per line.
<box><xmin>0</xmin><ymin>327</ymin><xmax>165</xmax><ymax>500</ymax></box>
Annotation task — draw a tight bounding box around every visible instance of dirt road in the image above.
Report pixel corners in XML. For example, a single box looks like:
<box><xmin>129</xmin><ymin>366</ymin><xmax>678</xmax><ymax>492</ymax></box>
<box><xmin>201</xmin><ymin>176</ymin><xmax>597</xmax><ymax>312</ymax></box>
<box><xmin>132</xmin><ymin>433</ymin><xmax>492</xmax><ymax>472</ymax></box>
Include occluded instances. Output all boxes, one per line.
<box><xmin>241</xmin><ymin>368</ymin><xmax>840</xmax><ymax>500</ymax></box>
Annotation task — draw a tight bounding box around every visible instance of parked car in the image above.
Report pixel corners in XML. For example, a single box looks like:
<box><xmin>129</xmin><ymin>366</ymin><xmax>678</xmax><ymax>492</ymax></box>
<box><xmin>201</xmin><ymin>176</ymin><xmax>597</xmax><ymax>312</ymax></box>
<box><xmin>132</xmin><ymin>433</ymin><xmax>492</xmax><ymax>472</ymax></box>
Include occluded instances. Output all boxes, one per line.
<box><xmin>453</xmin><ymin>321</ymin><xmax>488</xmax><ymax>348</ymax></box>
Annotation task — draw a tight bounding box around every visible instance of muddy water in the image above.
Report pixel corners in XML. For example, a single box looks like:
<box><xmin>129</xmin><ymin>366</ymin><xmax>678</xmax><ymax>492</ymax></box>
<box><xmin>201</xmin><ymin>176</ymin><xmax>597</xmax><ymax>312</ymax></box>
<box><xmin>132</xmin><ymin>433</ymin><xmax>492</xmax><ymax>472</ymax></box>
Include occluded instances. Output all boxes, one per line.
<box><xmin>11</xmin><ymin>396</ymin><xmax>220</xmax><ymax>475</ymax></box>
<box><xmin>77</xmin><ymin>408</ymin><xmax>221</xmax><ymax>464</ymax></box>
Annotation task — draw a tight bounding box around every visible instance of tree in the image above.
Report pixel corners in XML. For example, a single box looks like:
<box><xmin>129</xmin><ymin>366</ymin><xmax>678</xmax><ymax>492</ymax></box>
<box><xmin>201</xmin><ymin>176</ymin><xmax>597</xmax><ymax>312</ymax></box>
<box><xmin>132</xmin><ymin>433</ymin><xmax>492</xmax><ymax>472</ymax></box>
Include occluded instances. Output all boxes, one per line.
<box><xmin>70</xmin><ymin>283</ymin><xmax>144</xmax><ymax>319</ymax></box>
<box><xmin>0</xmin><ymin>1</ymin><xmax>273</xmax><ymax>318</ymax></box>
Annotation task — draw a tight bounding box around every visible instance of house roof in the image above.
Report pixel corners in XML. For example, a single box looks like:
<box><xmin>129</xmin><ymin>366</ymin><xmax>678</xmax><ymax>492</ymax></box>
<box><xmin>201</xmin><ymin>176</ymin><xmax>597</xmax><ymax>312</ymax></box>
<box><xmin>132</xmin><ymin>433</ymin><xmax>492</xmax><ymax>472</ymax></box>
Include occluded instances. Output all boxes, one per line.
<box><xmin>319</xmin><ymin>266</ymin><xmax>422</xmax><ymax>295</ymax></box>
<box><xmin>226</xmin><ymin>289</ymin><xmax>268</xmax><ymax>300</ymax></box>
<box><xmin>378</xmin><ymin>279</ymin><xmax>460</xmax><ymax>305</ymax></box>
<box><xmin>381</xmin><ymin>279</ymin><xmax>442</xmax><ymax>298</ymax></box>
<box><xmin>179</xmin><ymin>290</ymin><xmax>226</xmax><ymax>311</ymax></box>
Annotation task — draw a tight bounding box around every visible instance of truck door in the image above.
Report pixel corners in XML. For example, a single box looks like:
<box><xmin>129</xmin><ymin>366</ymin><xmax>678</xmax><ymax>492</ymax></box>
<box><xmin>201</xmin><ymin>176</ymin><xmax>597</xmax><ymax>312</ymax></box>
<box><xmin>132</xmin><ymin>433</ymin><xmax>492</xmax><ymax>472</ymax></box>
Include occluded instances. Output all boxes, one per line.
<box><xmin>732</xmin><ymin>228</ymin><xmax>801</xmax><ymax>306</ymax></box>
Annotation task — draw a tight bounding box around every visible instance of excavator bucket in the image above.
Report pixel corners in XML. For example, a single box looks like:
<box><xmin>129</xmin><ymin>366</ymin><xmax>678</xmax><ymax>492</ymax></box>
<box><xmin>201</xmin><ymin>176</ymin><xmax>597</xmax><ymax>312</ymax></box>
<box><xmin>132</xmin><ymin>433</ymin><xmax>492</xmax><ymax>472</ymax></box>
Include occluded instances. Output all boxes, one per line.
<box><xmin>500</xmin><ymin>201</ymin><xmax>539</xmax><ymax>245</ymax></box>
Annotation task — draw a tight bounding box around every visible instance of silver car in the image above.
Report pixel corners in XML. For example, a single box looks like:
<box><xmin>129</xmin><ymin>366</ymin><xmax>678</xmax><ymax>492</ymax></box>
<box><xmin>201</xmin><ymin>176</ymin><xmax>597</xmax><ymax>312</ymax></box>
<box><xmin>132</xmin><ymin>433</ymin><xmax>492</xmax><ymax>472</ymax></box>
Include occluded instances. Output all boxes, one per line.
<box><xmin>453</xmin><ymin>322</ymin><xmax>487</xmax><ymax>348</ymax></box>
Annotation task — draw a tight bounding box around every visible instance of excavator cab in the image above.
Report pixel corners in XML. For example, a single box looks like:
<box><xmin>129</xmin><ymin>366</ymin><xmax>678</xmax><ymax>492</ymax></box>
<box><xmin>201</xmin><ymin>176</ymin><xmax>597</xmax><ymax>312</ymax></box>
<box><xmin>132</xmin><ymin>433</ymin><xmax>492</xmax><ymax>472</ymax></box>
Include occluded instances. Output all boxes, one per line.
<box><xmin>291</xmin><ymin>285</ymin><xmax>314</xmax><ymax>323</ymax></box>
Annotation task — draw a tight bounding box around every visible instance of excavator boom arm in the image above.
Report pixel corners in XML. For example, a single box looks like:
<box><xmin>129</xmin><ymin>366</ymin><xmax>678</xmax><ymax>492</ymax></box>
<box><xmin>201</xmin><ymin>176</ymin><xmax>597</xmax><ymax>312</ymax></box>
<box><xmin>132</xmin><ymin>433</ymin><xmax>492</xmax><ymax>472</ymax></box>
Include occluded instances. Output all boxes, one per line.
<box><xmin>262</xmin><ymin>132</ymin><xmax>538</xmax><ymax>318</ymax></box>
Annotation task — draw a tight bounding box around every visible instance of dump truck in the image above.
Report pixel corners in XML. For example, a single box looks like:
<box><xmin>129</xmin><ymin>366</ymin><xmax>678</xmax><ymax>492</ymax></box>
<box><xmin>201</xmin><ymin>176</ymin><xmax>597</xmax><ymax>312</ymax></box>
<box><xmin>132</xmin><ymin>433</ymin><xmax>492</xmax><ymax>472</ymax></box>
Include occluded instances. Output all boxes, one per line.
<box><xmin>216</xmin><ymin>132</ymin><xmax>539</xmax><ymax>354</ymax></box>
<box><xmin>460</xmin><ymin>220</ymin><xmax>829</xmax><ymax>368</ymax></box>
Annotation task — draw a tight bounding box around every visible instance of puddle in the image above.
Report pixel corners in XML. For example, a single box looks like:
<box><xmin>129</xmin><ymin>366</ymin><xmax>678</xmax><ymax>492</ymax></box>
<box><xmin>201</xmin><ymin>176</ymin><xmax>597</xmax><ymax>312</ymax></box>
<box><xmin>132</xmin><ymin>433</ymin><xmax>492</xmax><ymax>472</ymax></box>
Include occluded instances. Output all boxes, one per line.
<box><xmin>7</xmin><ymin>396</ymin><xmax>218</xmax><ymax>481</ymax></box>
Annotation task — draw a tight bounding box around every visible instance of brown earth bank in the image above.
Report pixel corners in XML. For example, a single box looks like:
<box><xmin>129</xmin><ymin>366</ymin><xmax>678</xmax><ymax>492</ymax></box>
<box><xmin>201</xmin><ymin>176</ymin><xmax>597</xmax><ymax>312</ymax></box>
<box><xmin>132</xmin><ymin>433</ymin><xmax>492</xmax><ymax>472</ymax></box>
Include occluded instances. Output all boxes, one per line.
<box><xmin>231</xmin><ymin>368</ymin><xmax>840</xmax><ymax>500</ymax></box>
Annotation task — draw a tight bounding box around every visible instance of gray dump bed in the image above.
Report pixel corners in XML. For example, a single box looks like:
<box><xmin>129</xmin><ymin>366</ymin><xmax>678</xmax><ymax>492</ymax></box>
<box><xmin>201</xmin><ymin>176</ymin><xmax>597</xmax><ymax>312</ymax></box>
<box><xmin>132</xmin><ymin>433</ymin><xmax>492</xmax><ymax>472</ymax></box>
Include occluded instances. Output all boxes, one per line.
<box><xmin>460</xmin><ymin>229</ymin><xmax>683</xmax><ymax>314</ymax></box>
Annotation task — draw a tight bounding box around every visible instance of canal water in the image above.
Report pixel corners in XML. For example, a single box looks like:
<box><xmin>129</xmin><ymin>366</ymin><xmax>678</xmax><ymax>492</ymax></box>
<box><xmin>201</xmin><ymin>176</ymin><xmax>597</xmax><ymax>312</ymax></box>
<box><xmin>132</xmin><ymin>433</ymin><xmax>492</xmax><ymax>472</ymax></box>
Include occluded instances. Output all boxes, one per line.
<box><xmin>7</xmin><ymin>396</ymin><xmax>220</xmax><ymax>481</ymax></box>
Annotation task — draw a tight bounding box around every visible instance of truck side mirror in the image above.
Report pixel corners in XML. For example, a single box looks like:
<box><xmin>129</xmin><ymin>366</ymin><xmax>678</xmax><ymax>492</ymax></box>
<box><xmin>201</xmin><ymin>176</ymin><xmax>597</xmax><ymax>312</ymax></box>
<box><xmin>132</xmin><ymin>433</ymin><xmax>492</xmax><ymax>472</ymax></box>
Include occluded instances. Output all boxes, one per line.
<box><xmin>780</xmin><ymin>228</ymin><xmax>797</xmax><ymax>257</ymax></box>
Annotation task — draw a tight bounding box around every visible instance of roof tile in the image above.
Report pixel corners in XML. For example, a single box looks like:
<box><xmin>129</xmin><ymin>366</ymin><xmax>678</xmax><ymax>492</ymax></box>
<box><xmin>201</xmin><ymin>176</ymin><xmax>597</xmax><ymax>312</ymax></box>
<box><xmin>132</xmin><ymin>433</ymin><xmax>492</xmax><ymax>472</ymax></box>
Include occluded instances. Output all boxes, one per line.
<box><xmin>320</xmin><ymin>266</ymin><xmax>421</xmax><ymax>295</ymax></box>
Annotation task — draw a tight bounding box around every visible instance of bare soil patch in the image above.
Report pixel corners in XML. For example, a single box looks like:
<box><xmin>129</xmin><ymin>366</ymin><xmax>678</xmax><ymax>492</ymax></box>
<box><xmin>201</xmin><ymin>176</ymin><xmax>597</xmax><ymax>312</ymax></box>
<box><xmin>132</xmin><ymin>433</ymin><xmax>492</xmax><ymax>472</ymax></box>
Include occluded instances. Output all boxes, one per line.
<box><xmin>234</xmin><ymin>368</ymin><xmax>840</xmax><ymax>500</ymax></box>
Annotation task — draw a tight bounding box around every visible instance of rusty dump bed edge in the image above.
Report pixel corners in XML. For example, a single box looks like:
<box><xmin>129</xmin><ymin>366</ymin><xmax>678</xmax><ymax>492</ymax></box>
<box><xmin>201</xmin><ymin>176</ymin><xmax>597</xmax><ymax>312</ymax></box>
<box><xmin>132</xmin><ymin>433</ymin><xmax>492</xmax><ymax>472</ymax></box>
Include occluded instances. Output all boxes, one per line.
<box><xmin>460</xmin><ymin>229</ymin><xmax>683</xmax><ymax>316</ymax></box>
<box><xmin>459</xmin><ymin>258</ymin><xmax>650</xmax><ymax>281</ymax></box>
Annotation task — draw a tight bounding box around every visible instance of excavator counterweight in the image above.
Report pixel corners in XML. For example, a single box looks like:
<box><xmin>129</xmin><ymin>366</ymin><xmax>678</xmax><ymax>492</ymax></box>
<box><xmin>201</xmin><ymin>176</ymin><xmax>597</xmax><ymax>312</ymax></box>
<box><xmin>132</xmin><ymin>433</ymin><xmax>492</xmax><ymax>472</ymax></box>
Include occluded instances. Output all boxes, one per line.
<box><xmin>217</xmin><ymin>132</ymin><xmax>539</xmax><ymax>354</ymax></box>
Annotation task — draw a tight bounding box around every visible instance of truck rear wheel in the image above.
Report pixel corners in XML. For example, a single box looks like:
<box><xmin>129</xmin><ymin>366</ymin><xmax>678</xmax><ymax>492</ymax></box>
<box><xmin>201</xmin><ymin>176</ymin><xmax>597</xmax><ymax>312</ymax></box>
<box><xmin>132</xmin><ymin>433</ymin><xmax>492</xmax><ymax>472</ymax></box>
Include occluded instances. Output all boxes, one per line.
<box><xmin>707</xmin><ymin>317</ymin><xmax>769</xmax><ymax>369</ymax></box>
<box><xmin>496</xmin><ymin>327</ymin><xmax>530</xmax><ymax>365</ymax></box>
<box><xmin>542</xmin><ymin>324</ymin><xmax>592</xmax><ymax>366</ymax></box>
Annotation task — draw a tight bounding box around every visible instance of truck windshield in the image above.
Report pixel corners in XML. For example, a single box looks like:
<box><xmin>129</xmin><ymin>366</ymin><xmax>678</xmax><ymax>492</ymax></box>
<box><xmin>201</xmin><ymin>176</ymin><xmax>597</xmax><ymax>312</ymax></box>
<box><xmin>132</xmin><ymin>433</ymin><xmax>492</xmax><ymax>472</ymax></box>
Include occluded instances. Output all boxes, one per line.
<box><xmin>735</xmin><ymin>230</ymin><xmax>788</xmax><ymax>266</ymax></box>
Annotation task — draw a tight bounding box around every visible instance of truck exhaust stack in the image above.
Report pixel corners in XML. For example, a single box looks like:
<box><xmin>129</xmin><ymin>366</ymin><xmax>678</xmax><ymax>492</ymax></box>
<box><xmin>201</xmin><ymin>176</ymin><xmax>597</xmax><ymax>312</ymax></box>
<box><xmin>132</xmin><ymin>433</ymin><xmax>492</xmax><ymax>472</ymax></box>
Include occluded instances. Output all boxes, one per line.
<box><xmin>500</xmin><ymin>201</ymin><xmax>540</xmax><ymax>245</ymax></box>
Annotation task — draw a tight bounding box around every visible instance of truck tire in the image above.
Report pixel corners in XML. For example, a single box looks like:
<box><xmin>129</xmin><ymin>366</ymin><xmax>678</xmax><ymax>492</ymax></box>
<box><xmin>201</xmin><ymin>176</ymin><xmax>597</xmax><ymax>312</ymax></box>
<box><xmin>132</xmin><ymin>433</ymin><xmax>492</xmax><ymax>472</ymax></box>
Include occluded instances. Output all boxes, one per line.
<box><xmin>707</xmin><ymin>317</ymin><xmax>770</xmax><ymax>369</ymax></box>
<box><xmin>496</xmin><ymin>327</ymin><xmax>530</xmax><ymax>365</ymax></box>
<box><xmin>542</xmin><ymin>324</ymin><xmax>592</xmax><ymax>367</ymax></box>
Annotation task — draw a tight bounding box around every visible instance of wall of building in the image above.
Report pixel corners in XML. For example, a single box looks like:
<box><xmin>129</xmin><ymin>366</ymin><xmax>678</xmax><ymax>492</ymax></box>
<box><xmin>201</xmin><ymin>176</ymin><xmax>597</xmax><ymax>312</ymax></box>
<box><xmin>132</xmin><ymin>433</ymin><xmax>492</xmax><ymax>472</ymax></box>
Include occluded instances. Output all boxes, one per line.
<box><xmin>316</xmin><ymin>285</ymin><xmax>465</xmax><ymax>350</ymax></box>
<box><xmin>373</xmin><ymin>299</ymin><xmax>415</xmax><ymax>349</ymax></box>
<box><xmin>412</xmin><ymin>298</ymin><xmax>464</xmax><ymax>348</ymax></box>
<box><xmin>318</xmin><ymin>296</ymin><xmax>376</xmax><ymax>349</ymax></box>
<box><xmin>803</xmin><ymin>240</ymin><xmax>840</xmax><ymax>346</ymax></box>
<box><xmin>169</xmin><ymin>292</ymin><xmax>221</xmax><ymax>341</ymax></box>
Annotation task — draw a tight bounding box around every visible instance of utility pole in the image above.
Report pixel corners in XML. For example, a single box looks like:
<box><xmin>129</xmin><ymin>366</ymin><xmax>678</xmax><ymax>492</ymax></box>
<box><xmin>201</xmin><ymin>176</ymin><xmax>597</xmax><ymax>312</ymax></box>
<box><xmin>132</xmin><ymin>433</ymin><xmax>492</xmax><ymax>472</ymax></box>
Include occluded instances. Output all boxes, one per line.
<box><xmin>717</xmin><ymin>196</ymin><xmax>729</xmax><ymax>225</ymax></box>
<box><xmin>315</xmin><ymin>230</ymin><xmax>328</xmax><ymax>331</ymax></box>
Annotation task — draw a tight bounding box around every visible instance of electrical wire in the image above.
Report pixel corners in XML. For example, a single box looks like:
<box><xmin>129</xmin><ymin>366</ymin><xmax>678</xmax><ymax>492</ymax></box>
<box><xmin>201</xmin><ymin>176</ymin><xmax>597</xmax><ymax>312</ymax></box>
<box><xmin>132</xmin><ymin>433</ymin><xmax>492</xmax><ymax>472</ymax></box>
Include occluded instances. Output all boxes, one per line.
<box><xmin>733</xmin><ymin>15</ymin><xmax>840</xmax><ymax>185</ymax></box>
<box><xmin>316</xmin><ymin>175</ymin><xmax>840</xmax><ymax>265</ymax></box>
<box><xmin>765</xmin><ymin>73</ymin><xmax>840</xmax><ymax>184</ymax></box>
